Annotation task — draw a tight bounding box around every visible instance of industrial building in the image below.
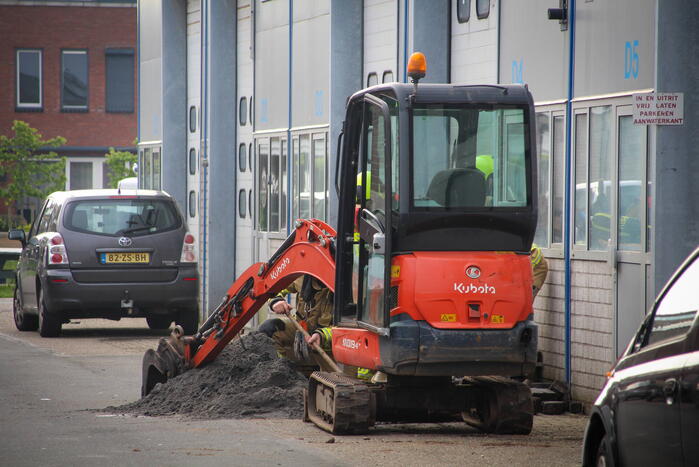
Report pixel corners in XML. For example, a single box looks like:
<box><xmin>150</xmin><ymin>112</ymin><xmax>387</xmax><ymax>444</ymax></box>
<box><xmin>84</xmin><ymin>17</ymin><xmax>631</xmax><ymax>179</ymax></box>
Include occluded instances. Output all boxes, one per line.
<box><xmin>137</xmin><ymin>0</ymin><xmax>699</xmax><ymax>402</ymax></box>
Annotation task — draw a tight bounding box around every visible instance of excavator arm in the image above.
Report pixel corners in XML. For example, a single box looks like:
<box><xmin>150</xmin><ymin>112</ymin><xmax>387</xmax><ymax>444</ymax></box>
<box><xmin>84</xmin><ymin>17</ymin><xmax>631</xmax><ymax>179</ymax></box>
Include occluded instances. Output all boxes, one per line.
<box><xmin>141</xmin><ymin>219</ymin><xmax>336</xmax><ymax>396</ymax></box>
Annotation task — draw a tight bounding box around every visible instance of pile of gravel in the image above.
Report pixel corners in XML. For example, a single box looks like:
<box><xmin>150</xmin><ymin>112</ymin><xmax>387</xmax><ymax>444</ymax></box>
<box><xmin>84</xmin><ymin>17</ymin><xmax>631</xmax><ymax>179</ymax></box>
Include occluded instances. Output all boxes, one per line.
<box><xmin>110</xmin><ymin>332</ymin><xmax>307</xmax><ymax>419</ymax></box>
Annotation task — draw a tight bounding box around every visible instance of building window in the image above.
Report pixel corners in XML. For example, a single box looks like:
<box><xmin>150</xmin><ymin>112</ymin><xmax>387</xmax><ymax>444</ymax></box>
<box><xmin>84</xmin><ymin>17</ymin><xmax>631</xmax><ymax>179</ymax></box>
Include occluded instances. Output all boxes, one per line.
<box><xmin>102</xmin><ymin>161</ymin><xmax>111</xmax><ymax>188</ymax></box>
<box><xmin>189</xmin><ymin>106</ymin><xmax>197</xmax><ymax>133</ymax></box>
<box><xmin>313</xmin><ymin>136</ymin><xmax>327</xmax><ymax>220</ymax></box>
<box><xmin>457</xmin><ymin>0</ymin><xmax>470</xmax><ymax>23</ymax></box>
<box><xmin>105</xmin><ymin>48</ymin><xmax>134</xmax><ymax>113</ymax></box>
<box><xmin>269</xmin><ymin>139</ymin><xmax>281</xmax><ymax>231</ymax></box>
<box><xmin>257</xmin><ymin>141</ymin><xmax>269</xmax><ymax>231</ymax></box>
<box><xmin>142</xmin><ymin>147</ymin><xmax>152</xmax><ymax>189</ymax></box>
<box><xmin>238</xmin><ymin>143</ymin><xmax>247</xmax><ymax>172</ymax></box>
<box><xmin>138</xmin><ymin>150</ymin><xmax>143</xmax><ymax>188</ymax></box>
<box><xmin>61</xmin><ymin>50</ymin><xmax>88</xmax><ymax>111</ymax></box>
<box><xmin>281</xmin><ymin>139</ymin><xmax>287</xmax><ymax>229</ymax></box>
<box><xmin>551</xmin><ymin>115</ymin><xmax>565</xmax><ymax>244</ymax></box>
<box><xmin>255</xmin><ymin>136</ymin><xmax>290</xmax><ymax>232</ymax></box>
<box><xmin>534</xmin><ymin>113</ymin><xmax>550</xmax><ymax>248</ymax></box>
<box><xmin>618</xmin><ymin>115</ymin><xmax>646</xmax><ymax>252</ymax></box>
<box><xmin>189</xmin><ymin>148</ymin><xmax>197</xmax><ymax>175</ymax></box>
<box><xmin>189</xmin><ymin>191</ymin><xmax>196</xmax><ymax>217</ymax></box>
<box><xmin>367</xmin><ymin>73</ymin><xmax>378</xmax><ymax>87</ymax></box>
<box><xmin>574</xmin><ymin>112</ymin><xmax>588</xmax><ymax>247</ymax></box>
<box><xmin>238</xmin><ymin>189</ymin><xmax>247</xmax><ymax>218</ymax></box>
<box><xmin>588</xmin><ymin>106</ymin><xmax>612</xmax><ymax>251</ymax></box>
<box><xmin>248</xmin><ymin>143</ymin><xmax>253</xmax><ymax>172</ymax></box>
<box><xmin>152</xmin><ymin>150</ymin><xmax>161</xmax><ymax>191</ymax></box>
<box><xmin>291</xmin><ymin>132</ymin><xmax>327</xmax><ymax>223</ymax></box>
<box><xmin>16</xmin><ymin>49</ymin><xmax>42</xmax><ymax>109</ymax></box>
<box><xmin>573</xmin><ymin>106</ymin><xmax>613</xmax><ymax>251</ymax></box>
<box><xmin>476</xmin><ymin>0</ymin><xmax>490</xmax><ymax>19</ymax></box>
<box><xmin>239</xmin><ymin>96</ymin><xmax>248</xmax><ymax>126</ymax></box>
<box><xmin>70</xmin><ymin>161</ymin><xmax>93</xmax><ymax>190</ymax></box>
<box><xmin>533</xmin><ymin>109</ymin><xmax>565</xmax><ymax>248</ymax></box>
<box><xmin>382</xmin><ymin>71</ymin><xmax>394</xmax><ymax>83</ymax></box>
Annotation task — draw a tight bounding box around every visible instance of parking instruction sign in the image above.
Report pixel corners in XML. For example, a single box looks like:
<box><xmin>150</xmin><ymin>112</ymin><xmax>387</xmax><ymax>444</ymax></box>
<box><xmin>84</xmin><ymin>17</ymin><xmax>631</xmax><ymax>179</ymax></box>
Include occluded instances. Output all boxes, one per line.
<box><xmin>633</xmin><ymin>92</ymin><xmax>684</xmax><ymax>125</ymax></box>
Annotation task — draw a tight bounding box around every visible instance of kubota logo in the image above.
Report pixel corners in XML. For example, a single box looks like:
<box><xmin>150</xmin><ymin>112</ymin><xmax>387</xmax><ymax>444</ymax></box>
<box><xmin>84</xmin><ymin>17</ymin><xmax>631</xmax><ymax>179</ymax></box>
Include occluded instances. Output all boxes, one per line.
<box><xmin>269</xmin><ymin>257</ymin><xmax>290</xmax><ymax>281</ymax></box>
<box><xmin>453</xmin><ymin>282</ymin><xmax>496</xmax><ymax>294</ymax></box>
<box><xmin>465</xmin><ymin>266</ymin><xmax>481</xmax><ymax>279</ymax></box>
<box><xmin>341</xmin><ymin>338</ymin><xmax>361</xmax><ymax>350</ymax></box>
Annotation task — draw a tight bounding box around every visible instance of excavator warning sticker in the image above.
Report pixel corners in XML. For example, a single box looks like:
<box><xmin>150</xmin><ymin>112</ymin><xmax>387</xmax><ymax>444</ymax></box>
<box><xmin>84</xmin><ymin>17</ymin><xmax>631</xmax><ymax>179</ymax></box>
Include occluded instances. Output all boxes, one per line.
<box><xmin>391</xmin><ymin>265</ymin><xmax>400</xmax><ymax>278</ymax></box>
<box><xmin>491</xmin><ymin>314</ymin><xmax>505</xmax><ymax>324</ymax></box>
<box><xmin>440</xmin><ymin>314</ymin><xmax>457</xmax><ymax>322</ymax></box>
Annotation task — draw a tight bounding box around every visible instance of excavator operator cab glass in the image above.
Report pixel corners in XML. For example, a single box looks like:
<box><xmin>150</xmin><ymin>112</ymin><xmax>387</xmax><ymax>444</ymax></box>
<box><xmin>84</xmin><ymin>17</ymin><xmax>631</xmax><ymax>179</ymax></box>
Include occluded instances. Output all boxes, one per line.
<box><xmin>413</xmin><ymin>105</ymin><xmax>528</xmax><ymax>210</ymax></box>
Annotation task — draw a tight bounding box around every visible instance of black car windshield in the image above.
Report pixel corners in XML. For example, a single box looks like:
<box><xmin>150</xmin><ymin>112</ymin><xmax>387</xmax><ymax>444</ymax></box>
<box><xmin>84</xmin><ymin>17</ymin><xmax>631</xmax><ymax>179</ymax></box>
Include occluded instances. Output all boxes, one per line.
<box><xmin>412</xmin><ymin>104</ymin><xmax>530</xmax><ymax>209</ymax></box>
<box><xmin>64</xmin><ymin>198</ymin><xmax>181</xmax><ymax>236</ymax></box>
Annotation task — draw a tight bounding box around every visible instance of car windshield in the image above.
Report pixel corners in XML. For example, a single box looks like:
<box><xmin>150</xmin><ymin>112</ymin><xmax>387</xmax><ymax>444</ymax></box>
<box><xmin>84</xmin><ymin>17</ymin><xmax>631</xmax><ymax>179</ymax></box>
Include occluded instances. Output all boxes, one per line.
<box><xmin>64</xmin><ymin>198</ymin><xmax>181</xmax><ymax>237</ymax></box>
<box><xmin>412</xmin><ymin>105</ymin><xmax>530</xmax><ymax>209</ymax></box>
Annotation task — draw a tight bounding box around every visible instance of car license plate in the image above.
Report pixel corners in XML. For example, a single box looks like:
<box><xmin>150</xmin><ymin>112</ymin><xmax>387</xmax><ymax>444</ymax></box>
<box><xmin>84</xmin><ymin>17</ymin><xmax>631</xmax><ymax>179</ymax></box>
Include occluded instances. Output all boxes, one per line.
<box><xmin>100</xmin><ymin>252</ymin><xmax>150</xmax><ymax>264</ymax></box>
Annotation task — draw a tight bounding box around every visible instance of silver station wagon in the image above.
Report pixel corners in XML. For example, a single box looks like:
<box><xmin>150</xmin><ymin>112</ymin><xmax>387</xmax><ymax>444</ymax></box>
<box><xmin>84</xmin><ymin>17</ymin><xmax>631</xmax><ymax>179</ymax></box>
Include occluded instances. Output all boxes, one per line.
<box><xmin>9</xmin><ymin>189</ymin><xmax>199</xmax><ymax>337</ymax></box>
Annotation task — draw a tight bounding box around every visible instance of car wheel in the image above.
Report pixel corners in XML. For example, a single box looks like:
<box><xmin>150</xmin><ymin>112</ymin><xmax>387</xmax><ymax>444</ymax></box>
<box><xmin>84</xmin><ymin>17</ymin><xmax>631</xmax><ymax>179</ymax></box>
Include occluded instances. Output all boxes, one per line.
<box><xmin>13</xmin><ymin>286</ymin><xmax>38</xmax><ymax>331</ymax></box>
<box><xmin>37</xmin><ymin>289</ymin><xmax>61</xmax><ymax>337</ymax></box>
<box><xmin>176</xmin><ymin>309</ymin><xmax>199</xmax><ymax>335</ymax></box>
<box><xmin>595</xmin><ymin>435</ymin><xmax>614</xmax><ymax>467</ymax></box>
<box><xmin>146</xmin><ymin>314</ymin><xmax>174</xmax><ymax>330</ymax></box>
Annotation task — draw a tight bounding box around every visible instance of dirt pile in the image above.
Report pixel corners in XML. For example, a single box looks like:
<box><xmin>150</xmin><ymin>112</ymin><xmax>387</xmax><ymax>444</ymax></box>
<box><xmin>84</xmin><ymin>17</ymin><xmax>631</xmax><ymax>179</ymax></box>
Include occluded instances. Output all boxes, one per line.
<box><xmin>110</xmin><ymin>332</ymin><xmax>307</xmax><ymax>419</ymax></box>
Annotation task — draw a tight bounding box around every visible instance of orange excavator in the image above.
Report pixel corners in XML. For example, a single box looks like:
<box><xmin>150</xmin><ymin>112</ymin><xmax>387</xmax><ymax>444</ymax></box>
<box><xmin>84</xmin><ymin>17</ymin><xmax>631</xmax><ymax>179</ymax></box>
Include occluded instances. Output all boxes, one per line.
<box><xmin>142</xmin><ymin>53</ymin><xmax>539</xmax><ymax>435</ymax></box>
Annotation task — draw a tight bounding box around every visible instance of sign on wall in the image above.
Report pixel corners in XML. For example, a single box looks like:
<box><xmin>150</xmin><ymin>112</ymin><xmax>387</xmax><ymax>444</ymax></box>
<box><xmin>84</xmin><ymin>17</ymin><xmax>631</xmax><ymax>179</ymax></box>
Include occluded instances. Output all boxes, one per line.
<box><xmin>633</xmin><ymin>92</ymin><xmax>684</xmax><ymax>125</ymax></box>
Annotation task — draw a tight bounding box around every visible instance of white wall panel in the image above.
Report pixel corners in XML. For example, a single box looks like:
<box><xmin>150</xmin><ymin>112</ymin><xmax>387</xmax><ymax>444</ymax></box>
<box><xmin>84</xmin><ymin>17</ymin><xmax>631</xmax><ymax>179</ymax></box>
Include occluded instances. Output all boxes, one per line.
<box><xmin>236</xmin><ymin>0</ymin><xmax>254</xmax><ymax>277</ymax></box>
<box><xmin>450</xmin><ymin>0</ymin><xmax>498</xmax><ymax>84</ymax></box>
<box><xmin>363</xmin><ymin>0</ymin><xmax>398</xmax><ymax>85</ymax></box>
<box><xmin>186</xmin><ymin>0</ymin><xmax>201</xmax><ymax>252</ymax></box>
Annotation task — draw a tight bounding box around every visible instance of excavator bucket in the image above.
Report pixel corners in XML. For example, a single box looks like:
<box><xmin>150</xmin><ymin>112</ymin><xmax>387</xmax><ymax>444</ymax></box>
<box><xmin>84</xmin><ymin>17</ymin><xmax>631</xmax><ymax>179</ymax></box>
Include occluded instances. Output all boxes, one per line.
<box><xmin>141</xmin><ymin>326</ymin><xmax>188</xmax><ymax>396</ymax></box>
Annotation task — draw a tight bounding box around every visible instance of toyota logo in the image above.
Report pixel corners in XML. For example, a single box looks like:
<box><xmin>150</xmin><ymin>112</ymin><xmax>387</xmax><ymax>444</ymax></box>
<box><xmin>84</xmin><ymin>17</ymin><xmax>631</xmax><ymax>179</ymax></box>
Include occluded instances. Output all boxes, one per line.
<box><xmin>466</xmin><ymin>266</ymin><xmax>481</xmax><ymax>279</ymax></box>
<box><xmin>118</xmin><ymin>237</ymin><xmax>132</xmax><ymax>247</ymax></box>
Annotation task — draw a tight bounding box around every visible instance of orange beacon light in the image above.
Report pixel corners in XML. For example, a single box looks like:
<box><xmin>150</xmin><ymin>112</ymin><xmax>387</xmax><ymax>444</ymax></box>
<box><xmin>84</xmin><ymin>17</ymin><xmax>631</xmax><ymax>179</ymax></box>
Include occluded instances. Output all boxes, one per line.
<box><xmin>407</xmin><ymin>52</ymin><xmax>427</xmax><ymax>82</ymax></box>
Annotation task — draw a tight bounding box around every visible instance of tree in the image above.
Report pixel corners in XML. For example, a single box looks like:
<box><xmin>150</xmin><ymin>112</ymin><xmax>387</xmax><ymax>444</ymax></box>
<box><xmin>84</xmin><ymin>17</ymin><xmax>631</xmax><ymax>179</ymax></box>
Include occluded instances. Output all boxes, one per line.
<box><xmin>0</xmin><ymin>120</ymin><xmax>66</xmax><ymax>228</ymax></box>
<box><xmin>104</xmin><ymin>147</ymin><xmax>137</xmax><ymax>188</ymax></box>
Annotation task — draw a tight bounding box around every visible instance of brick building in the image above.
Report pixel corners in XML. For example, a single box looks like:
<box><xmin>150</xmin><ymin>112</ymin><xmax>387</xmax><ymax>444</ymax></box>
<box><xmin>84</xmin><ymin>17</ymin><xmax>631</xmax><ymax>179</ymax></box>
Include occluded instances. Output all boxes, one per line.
<box><xmin>0</xmin><ymin>0</ymin><xmax>137</xmax><ymax>222</ymax></box>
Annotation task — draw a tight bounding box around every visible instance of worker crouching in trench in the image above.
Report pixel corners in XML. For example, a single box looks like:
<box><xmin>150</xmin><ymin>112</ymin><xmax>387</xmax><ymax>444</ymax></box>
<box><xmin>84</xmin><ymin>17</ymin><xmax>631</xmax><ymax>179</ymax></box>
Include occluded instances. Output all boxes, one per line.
<box><xmin>258</xmin><ymin>275</ymin><xmax>382</xmax><ymax>381</ymax></box>
<box><xmin>258</xmin><ymin>276</ymin><xmax>336</xmax><ymax>372</ymax></box>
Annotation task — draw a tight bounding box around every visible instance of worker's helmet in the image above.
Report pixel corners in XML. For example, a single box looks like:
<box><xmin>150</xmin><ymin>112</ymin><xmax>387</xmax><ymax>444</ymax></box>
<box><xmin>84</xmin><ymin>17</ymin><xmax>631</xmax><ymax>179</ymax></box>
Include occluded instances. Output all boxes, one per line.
<box><xmin>476</xmin><ymin>155</ymin><xmax>494</xmax><ymax>178</ymax></box>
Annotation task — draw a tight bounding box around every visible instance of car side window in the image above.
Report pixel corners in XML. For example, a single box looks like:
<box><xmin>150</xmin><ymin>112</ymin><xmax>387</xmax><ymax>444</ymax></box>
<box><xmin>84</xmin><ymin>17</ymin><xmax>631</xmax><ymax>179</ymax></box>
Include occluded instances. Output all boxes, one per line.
<box><xmin>37</xmin><ymin>200</ymin><xmax>55</xmax><ymax>234</ymax></box>
<box><xmin>49</xmin><ymin>202</ymin><xmax>62</xmax><ymax>231</ymax></box>
<box><xmin>645</xmin><ymin>256</ymin><xmax>699</xmax><ymax>347</ymax></box>
<box><xmin>29</xmin><ymin>200</ymin><xmax>49</xmax><ymax>238</ymax></box>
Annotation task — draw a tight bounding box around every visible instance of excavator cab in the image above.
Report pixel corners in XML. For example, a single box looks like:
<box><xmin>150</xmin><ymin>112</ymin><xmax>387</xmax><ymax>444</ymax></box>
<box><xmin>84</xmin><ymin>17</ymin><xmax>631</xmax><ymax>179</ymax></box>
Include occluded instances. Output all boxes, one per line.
<box><xmin>331</xmin><ymin>80</ymin><xmax>538</xmax><ymax>378</ymax></box>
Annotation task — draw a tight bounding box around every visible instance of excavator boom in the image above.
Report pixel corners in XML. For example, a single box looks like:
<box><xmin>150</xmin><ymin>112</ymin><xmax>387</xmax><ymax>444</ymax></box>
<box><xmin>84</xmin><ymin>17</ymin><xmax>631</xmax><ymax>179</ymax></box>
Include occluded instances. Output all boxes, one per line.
<box><xmin>141</xmin><ymin>219</ymin><xmax>336</xmax><ymax>396</ymax></box>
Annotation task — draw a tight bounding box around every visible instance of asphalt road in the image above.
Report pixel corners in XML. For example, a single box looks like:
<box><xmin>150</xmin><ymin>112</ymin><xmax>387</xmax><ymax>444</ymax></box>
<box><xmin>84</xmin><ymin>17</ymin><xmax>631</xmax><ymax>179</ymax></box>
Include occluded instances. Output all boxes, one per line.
<box><xmin>0</xmin><ymin>298</ymin><xmax>589</xmax><ymax>466</ymax></box>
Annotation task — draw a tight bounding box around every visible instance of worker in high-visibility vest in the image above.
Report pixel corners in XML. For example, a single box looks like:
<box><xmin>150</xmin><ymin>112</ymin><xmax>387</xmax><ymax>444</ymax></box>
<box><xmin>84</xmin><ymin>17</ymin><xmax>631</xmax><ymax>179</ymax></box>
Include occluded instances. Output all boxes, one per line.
<box><xmin>258</xmin><ymin>276</ymin><xmax>335</xmax><ymax>371</ymax></box>
<box><xmin>531</xmin><ymin>243</ymin><xmax>548</xmax><ymax>298</ymax></box>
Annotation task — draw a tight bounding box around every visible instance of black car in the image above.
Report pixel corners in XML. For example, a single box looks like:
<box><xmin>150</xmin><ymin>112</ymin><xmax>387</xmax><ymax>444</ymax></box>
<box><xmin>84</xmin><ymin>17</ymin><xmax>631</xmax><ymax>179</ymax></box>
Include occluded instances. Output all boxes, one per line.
<box><xmin>582</xmin><ymin>247</ymin><xmax>699</xmax><ymax>466</ymax></box>
<box><xmin>9</xmin><ymin>189</ymin><xmax>199</xmax><ymax>337</ymax></box>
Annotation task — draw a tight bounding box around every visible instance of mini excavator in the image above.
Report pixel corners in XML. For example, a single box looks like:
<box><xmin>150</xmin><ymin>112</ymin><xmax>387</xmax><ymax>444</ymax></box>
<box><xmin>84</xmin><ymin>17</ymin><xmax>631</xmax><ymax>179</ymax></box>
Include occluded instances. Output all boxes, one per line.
<box><xmin>142</xmin><ymin>53</ymin><xmax>539</xmax><ymax>435</ymax></box>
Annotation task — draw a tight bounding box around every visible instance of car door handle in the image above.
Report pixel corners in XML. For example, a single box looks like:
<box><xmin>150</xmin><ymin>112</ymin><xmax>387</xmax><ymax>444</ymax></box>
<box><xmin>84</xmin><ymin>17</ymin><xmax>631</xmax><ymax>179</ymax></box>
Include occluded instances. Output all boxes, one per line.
<box><xmin>663</xmin><ymin>378</ymin><xmax>678</xmax><ymax>405</ymax></box>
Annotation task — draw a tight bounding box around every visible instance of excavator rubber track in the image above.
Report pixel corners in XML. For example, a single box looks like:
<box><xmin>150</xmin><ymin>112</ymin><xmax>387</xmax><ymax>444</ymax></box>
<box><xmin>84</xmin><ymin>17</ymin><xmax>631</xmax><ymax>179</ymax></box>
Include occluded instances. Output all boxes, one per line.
<box><xmin>306</xmin><ymin>371</ymin><xmax>375</xmax><ymax>435</ymax></box>
<box><xmin>460</xmin><ymin>376</ymin><xmax>534</xmax><ymax>435</ymax></box>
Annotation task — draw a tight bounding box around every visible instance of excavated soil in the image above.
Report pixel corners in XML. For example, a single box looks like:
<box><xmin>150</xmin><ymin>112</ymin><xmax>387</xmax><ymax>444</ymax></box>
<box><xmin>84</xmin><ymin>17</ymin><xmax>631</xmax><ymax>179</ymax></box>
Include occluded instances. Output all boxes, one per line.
<box><xmin>109</xmin><ymin>332</ymin><xmax>307</xmax><ymax>419</ymax></box>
